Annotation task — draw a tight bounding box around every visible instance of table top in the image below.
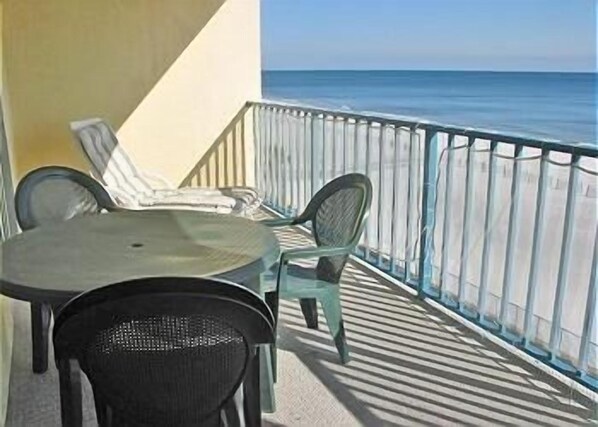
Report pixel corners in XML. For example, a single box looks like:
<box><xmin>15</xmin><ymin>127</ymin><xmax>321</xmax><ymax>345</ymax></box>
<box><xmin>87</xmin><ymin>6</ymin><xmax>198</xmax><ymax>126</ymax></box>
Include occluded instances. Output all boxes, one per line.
<box><xmin>0</xmin><ymin>210</ymin><xmax>280</xmax><ymax>304</ymax></box>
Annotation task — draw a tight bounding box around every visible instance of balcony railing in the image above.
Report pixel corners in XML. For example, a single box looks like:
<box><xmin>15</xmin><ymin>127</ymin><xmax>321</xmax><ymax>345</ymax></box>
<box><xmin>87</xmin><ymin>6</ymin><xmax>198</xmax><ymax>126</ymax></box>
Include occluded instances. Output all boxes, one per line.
<box><xmin>248</xmin><ymin>100</ymin><xmax>598</xmax><ymax>391</ymax></box>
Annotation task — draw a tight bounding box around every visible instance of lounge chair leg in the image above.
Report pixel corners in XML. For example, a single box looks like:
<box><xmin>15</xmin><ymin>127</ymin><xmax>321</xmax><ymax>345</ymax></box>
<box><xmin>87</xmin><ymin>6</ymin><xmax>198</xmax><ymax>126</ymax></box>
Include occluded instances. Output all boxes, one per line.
<box><xmin>320</xmin><ymin>296</ymin><xmax>350</xmax><ymax>364</ymax></box>
<box><xmin>31</xmin><ymin>302</ymin><xmax>51</xmax><ymax>374</ymax></box>
<box><xmin>299</xmin><ymin>298</ymin><xmax>318</xmax><ymax>329</ymax></box>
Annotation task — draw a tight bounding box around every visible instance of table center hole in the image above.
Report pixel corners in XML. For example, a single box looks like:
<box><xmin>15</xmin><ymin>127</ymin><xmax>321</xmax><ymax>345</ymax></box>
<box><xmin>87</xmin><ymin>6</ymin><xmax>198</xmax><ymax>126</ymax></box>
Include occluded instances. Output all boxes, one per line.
<box><xmin>130</xmin><ymin>243</ymin><xmax>144</xmax><ymax>248</ymax></box>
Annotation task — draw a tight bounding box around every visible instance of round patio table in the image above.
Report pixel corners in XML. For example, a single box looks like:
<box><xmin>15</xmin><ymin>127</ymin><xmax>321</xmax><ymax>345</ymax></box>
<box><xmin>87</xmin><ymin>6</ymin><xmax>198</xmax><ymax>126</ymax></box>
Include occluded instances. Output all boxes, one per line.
<box><xmin>0</xmin><ymin>209</ymin><xmax>280</xmax><ymax>371</ymax></box>
<box><xmin>0</xmin><ymin>210</ymin><xmax>280</xmax><ymax>303</ymax></box>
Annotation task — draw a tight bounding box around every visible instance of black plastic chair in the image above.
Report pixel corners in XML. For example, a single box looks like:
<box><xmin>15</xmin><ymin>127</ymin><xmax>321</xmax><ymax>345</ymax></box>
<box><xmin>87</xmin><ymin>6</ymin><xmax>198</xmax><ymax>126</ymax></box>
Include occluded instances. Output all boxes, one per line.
<box><xmin>14</xmin><ymin>166</ymin><xmax>118</xmax><ymax>373</ymax></box>
<box><xmin>53</xmin><ymin>277</ymin><xmax>275</xmax><ymax>427</ymax></box>
<box><xmin>261</xmin><ymin>173</ymin><xmax>372</xmax><ymax>364</ymax></box>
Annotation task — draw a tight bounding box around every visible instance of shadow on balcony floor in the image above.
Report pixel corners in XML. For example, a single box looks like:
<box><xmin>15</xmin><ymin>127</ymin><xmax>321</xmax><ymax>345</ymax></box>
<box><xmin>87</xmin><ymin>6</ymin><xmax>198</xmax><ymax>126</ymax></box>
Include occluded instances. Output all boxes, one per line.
<box><xmin>5</xmin><ymin>212</ymin><xmax>597</xmax><ymax>426</ymax></box>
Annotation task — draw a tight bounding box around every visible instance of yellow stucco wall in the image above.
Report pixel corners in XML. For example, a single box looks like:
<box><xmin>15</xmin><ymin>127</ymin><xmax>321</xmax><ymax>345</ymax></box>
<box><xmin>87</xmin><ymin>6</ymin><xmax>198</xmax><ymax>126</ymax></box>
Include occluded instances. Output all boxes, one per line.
<box><xmin>0</xmin><ymin>4</ymin><xmax>14</xmax><ymax>425</ymax></box>
<box><xmin>3</xmin><ymin>0</ymin><xmax>261</xmax><ymax>184</ymax></box>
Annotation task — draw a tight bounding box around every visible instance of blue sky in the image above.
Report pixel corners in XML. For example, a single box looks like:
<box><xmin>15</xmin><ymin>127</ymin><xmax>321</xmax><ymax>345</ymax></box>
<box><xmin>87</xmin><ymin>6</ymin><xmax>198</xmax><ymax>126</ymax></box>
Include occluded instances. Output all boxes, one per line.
<box><xmin>261</xmin><ymin>0</ymin><xmax>597</xmax><ymax>72</ymax></box>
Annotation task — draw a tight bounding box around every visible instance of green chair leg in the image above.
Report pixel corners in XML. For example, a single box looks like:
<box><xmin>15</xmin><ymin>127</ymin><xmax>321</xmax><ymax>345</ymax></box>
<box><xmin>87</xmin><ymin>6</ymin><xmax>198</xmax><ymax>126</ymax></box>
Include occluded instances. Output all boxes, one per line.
<box><xmin>269</xmin><ymin>342</ymin><xmax>278</xmax><ymax>383</ymax></box>
<box><xmin>299</xmin><ymin>298</ymin><xmax>319</xmax><ymax>329</ymax></box>
<box><xmin>259</xmin><ymin>345</ymin><xmax>276</xmax><ymax>413</ymax></box>
<box><xmin>320</xmin><ymin>294</ymin><xmax>350</xmax><ymax>364</ymax></box>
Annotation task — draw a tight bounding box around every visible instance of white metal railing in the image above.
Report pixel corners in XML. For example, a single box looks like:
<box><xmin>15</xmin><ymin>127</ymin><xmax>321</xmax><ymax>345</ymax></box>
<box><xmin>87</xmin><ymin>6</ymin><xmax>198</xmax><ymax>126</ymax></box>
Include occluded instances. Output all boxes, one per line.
<box><xmin>249</xmin><ymin>101</ymin><xmax>598</xmax><ymax>391</ymax></box>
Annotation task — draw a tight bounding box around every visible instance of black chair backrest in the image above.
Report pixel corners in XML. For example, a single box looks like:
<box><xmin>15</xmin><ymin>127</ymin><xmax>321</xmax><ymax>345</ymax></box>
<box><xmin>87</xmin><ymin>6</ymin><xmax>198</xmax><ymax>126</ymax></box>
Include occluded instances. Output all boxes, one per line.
<box><xmin>298</xmin><ymin>173</ymin><xmax>372</xmax><ymax>283</ymax></box>
<box><xmin>53</xmin><ymin>277</ymin><xmax>274</xmax><ymax>427</ymax></box>
<box><xmin>15</xmin><ymin>166</ymin><xmax>116</xmax><ymax>231</ymax></box>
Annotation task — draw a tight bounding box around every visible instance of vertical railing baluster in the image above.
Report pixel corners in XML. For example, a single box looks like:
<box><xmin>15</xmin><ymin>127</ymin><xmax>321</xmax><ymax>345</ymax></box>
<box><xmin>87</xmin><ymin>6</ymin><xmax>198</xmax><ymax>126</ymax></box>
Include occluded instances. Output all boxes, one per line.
<box><xmin>343</xmin><ymin>119</ymin><xmax>348</xmax><ymax>175</ymax></box>
<box><xmin>523</xmin><ymin>149</ymin><xmax>549</xmax><ymax>344</ymax></box>
<box><xmin>405</xmin><ymin>129</ymin><xmax>416</xmax><ymax>283</ymax></box>
<box><xmin>289</xmin><ymin>110</ymin><xmax>296</xmax><ymax>214</ymax></box>
<box><xmin>477</xmin><ymin>140</ymin><xmax>498</xmax><ymax>323</ymax></box>
<box><xmin>364</xmin><ymin>122</ymin><xmax>372</xmax><ymax>260</ymax></box>
<box><xmin>578</xmin><ymin>224</ymin><xmax>597</xmax><ymax>374</ymax></box>
<box><xmin>283</xmin><ymin>110</ymin><xmax>289</xmax><ymax>213</ymax></box>
<box><xmin>376</xmin><ymin>124</ymin><xmax>386</xmax><ymax>267</ymax></box>
<box><xmin>323</xmin><ymin>115</ymin><xmax>328</xmax><ymax>185</ymax></box>
<box><xmin>304</xmin><ymin>112</ymin><xmax>309</xmax><ymax>208</ymax></box>
<box><xmin>223</xmin><ymin>121</ymin><xmax>229</xmax><ymax>186</ymax></box>
<box><xmin>295</xmin><ymin>111</ymin><xmax>302</xmax><ymax>214</ymax></box>
<box><xmin>253</xmin><ymin>105</ymin><xmax>259</xmax><ymax>192</ymax></box>
<box><xmin>458</xmin><ymin>136</ymin><xmax>477</xmax><ymax>308</ymax></box>
<box><xmin>273</xmin><ymin>108</ymin><xmax>280</xmax><ymax>210</ymax></box>
<box><xmin>263</xmin><ymin>108</ymin><xmax>269</xmax><ymax>202</ymax></box>
<box><xmin>331</xmin><ymin>117</ymin><xmax>336</xmax><ymax>178</ymax></box>
<box><xmin>259</xmin><ymin>106</ymin><xmax>266</xmax><ymax>194</ymax></box>
<box><xmin>390</xmin><ymin>126</ymin><xmax>401</xmax><ymax>275</ymax></box>
<box><xmin>439</xmin><ymin>134</ymin><xmax>456</xmax><ymax>298</ymax></box>
<box><xmin>270</xmin><ymin>108</ymin><xmax>276</xmax><ymax>207</ymax></box>
<box><xmin>417</xmin><ymin>130</ymin><xmax>439</xmax><ymax>295</ymax></box>
<box><xmin>499</xmin><ymin>144</ymin><xmax>524</xmax><ymax>333</ymax></box>
<box><xmin>275</xmin><ymin>108</ymin><xmax>282</xmax><ymax>210</ymax></box>
<box><xmin>269</xmin><ymin>107</ymin><xmax>275</xmax><ymax>205</ymax></box>
<box><xmin>354</xmin><ymin>119</ymin><xmax>360</xmax><ymax>174</ymax></box>
<box><xmin>283</xmin><ymin>110</ymin><xmax>290</xmax><ymax>213</ymax></box>
<box><xmin>240</xmin><ymin>109</ymin><xmax>246</xmax><ymax>186</ymax></box>
<box><xmin>549</xmin><ymin>154</ymin><xmax>581</xmax><ymax>357</ymax></box>
<box><xmin>311</xmin><ymin>114</ymin><xmax>318</xmax><ymax>197</ymax></box>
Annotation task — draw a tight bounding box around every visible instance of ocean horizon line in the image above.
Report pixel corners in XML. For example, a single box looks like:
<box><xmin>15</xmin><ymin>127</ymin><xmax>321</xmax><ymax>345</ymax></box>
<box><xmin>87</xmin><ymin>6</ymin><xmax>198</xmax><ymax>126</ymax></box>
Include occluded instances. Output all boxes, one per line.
<box><xmin>263</xmin><ymin>69</ymin><xmax>596</xmax><ymax>75</ymax></box>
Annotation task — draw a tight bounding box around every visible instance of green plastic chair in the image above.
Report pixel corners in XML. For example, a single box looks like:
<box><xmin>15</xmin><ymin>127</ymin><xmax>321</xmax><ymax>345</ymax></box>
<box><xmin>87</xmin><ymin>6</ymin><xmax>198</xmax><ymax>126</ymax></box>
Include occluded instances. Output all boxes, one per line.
<box><xmin>261</xmin><ymin>173</ymin><xmax>372</xmax><ymax>365</ymax></box>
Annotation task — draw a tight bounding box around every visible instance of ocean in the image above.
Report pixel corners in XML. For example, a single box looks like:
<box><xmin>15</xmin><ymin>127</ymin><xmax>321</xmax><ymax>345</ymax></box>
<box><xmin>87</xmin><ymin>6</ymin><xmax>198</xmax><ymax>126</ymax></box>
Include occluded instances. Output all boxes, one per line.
<box><xmin>262</xmin><ymin>70</ymin><xmax>596</xmax><ymax>146</ymax></box>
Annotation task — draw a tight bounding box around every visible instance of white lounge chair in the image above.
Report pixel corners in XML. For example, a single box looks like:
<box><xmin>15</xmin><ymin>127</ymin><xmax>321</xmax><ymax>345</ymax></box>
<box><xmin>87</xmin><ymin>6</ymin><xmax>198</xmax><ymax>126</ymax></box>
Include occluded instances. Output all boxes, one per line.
<box><xmin>70</xmin><ymin>118</ymin><xmax>261</xmax><ymax>216</ymax></box>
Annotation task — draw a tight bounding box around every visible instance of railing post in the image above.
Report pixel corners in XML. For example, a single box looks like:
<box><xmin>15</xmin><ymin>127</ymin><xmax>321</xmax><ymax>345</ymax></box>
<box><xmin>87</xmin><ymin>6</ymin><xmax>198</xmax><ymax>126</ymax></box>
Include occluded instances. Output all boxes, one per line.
<box><xmin>376</xmin><ymin>124</ymin><xmax>386</xmax><ymax>267</ymax></box>
<box><xmin>363</xmin><ymin>122</ymin><xmax>372</xmax><ymax>261</ymax></box>
<box><xmin>417</xmin><ymin>130</ymin><xmax>439</xmax><ymax>296</ymax></box>
<box><xmin>405</xmin><ymin>130</ymin><xmax>416</xmax><ymax>283</ymax></box>
<box><xmin>439</xmin><ymin>133</ymin><xmax>456</xmax><ymax>299</ymax></box>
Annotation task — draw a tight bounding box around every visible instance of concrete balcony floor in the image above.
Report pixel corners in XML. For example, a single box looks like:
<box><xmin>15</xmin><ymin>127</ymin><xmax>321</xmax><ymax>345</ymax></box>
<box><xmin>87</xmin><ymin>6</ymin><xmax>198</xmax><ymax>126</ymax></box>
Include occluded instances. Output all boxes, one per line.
<box><xmin>5</xmin><ymin>213</ymin><xmax>597</xmax><ymax>426</ymax></box>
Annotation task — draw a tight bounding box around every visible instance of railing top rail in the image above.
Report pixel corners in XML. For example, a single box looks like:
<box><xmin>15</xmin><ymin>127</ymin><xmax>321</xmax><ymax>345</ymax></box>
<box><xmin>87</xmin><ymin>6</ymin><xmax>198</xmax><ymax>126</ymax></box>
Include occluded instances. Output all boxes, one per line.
<box><xmin>247</xmin><ymin>100</ymin><xmax>598</xmax><ymax>158</ymax></box>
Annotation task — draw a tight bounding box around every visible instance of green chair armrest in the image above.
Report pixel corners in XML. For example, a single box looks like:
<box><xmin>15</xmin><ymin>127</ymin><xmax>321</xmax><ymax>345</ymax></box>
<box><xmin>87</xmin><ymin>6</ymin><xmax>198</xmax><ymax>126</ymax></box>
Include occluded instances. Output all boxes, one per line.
<box><xmin>272</xmin><ymin>245</ymin><xmax>353</xmax><ymax>297</ymax></box>
<box><xmin>280</xmin><ymin>245</ymin><xmax>354</xmax><ymax>262</ymax></box>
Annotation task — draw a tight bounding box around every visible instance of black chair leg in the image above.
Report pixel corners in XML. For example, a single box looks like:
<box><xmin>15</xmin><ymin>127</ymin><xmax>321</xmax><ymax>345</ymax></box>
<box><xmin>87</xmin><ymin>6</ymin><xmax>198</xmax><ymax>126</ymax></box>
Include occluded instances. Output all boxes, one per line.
<box><xmin>299</xmin><ymin>298</ymin><xmax>318</xmax><ymax>329</ymax></box>
<box><xmin>222</xmin><ymin>391</ymin><xmax>242</xmax><ymax>427</ymax></box>
<box><xmin>93</xmin><ymin>393</ymin><xmax>110</xmax><ymax>427</ymax></box>
<box><xmin>57</xmin><ymin>358</ymin><xmax>82</xmax><ymax>427</ymax></box>
<box><xmin>31</xmin><ymin>302</ymin><xmax>51</xmax><ymax>373</ymax></box>
<box><xmin>243</xmin><ymin>348</ymin><xmax>262</xmax><ymax>427</ymax></box>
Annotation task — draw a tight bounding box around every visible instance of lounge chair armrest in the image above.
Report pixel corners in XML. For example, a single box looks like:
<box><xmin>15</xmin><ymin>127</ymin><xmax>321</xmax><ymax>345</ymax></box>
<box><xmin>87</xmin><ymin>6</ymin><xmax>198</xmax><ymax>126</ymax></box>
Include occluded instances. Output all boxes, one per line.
<box><xmin>280</xmin><ymin>245</ymin><xmax>353</xmax><ymax>262</ymax></box>
<box><xmin>141</xmin><ymin>171</ymin><xmax>175</xmax><ymax>190</ymax></box>
<box><xmin>102</xmin><ymin>186</ymin><xmax>139</xmax><ymax>208</ymax></box>
<box><xmin>259</xmin><ymin>217</ymin><xmax>297</xmax><ymax>227</ymax></box>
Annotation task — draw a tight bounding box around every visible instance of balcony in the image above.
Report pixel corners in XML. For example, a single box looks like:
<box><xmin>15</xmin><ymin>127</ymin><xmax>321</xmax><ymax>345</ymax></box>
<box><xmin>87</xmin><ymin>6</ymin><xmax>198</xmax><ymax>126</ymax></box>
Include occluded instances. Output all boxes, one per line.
<box><xmin>3</xmin><ymin>102</ymin><xmax>597</xmax><ymax>425</ymax></box>
<box><xmin>4</xmin><ymin>207</ymin><xmax>596</xmax><ymax>425</ymax></box>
